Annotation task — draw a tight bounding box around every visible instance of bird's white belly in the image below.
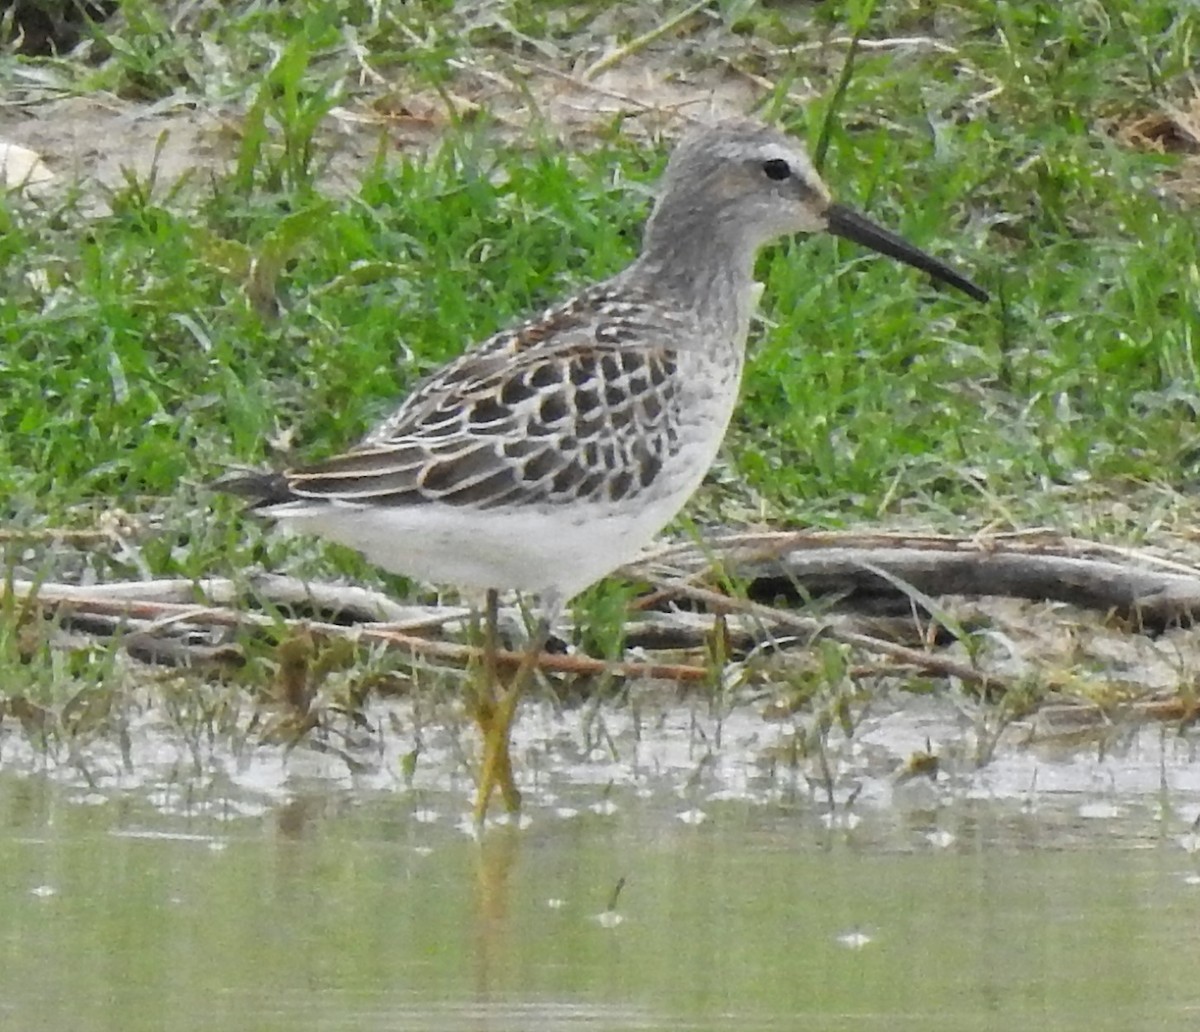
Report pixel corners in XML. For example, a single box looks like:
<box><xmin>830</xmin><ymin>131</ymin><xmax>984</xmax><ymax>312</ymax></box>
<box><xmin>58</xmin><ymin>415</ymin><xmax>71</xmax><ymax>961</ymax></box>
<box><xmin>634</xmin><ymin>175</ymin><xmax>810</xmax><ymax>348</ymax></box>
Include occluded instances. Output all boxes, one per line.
<box><xmin>269</xmin><ymin>484</ymin><xmax>695</xmax><ymax>601</ymax></box>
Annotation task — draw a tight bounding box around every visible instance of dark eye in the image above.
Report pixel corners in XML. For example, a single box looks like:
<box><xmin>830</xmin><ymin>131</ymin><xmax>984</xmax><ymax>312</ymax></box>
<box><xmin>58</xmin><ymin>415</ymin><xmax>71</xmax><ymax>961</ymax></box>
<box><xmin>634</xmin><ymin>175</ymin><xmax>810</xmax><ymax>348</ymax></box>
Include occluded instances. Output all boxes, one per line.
<box><xmin>762</xmin><ymin>158</ymin><xmax>791</xmax><ymax>181</ymax></box>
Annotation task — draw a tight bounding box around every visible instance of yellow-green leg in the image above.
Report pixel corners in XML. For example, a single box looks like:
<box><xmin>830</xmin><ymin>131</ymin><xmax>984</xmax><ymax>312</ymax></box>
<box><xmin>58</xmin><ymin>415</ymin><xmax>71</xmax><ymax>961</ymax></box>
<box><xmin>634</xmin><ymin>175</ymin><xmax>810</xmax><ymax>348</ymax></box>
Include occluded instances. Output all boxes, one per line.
<box><xmin>472</xmin><ymin>590</ymin><xmax>551</xmax><ymax>825</ymax></box>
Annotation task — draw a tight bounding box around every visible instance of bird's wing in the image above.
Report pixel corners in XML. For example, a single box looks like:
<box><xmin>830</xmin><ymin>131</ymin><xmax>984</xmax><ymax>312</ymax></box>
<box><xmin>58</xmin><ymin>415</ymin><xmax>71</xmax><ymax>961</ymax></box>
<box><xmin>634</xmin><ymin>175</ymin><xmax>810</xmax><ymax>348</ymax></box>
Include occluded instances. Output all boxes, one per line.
<box><xmin>276</xmin><ymin>286</ymin><xmax>693</xmax><ymax>511</ymax></box>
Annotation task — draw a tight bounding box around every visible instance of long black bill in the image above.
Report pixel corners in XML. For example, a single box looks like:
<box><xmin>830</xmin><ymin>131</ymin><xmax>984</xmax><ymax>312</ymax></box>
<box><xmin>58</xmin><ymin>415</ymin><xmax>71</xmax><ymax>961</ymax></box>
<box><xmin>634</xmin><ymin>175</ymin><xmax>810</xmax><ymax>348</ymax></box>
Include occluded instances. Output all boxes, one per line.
<box><xmin>826</xmin><ymin>202</ymin><xmax>988</xmax><ymax>303</ymax></box>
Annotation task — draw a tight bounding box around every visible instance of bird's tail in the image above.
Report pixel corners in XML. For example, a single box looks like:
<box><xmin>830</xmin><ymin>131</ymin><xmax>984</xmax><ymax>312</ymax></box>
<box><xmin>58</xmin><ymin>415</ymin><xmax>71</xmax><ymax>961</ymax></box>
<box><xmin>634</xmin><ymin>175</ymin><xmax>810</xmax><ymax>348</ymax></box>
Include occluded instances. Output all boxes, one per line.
<box><xmin>208</xmin><ymin>468</ymin><xmax>298</xmax><ymax>508</ymax></box>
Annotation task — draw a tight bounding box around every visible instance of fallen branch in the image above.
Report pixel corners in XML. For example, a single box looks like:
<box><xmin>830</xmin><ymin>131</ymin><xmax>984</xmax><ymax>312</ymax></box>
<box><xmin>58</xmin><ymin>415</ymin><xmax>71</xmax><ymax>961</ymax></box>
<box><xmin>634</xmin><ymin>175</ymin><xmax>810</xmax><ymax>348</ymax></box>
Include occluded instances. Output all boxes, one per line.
<box><xmin>11</xmin><ymin>530</ymin><xmax>1200</xmax><ymax>696</ymax></box>
<box><xmin>0</xmin><ymin>527</ymin><xmax>122</xmax><ymax>545</ymax></box>
<box><xmin>5</xmin><ymin>581</ymin><xmax>711</xmax><ymax>683</ymax></box>
<box><xmin>622</xmin><ymin>608</ymin><xmax>925</xmax><ymax>651</ymax></box>
<box><xmin>7</xmin><ymin>574</ymin><xmax>461</xmax><ymax>629</ymax></box>
<box><xmin>631</xmin><ymin>531</ymin><xmax>1200</xmax><ymax>627</ymax></box>
<box><xmin>635</xmin><ymin>576</ymin><xmax>1011</xmax><ymax>693</ymax></box>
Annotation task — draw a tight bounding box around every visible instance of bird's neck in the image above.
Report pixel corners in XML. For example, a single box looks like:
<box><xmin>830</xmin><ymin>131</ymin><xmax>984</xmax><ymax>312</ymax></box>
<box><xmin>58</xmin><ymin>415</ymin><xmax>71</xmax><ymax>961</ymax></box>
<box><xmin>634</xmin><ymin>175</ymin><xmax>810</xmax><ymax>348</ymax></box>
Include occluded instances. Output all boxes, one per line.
<box><xmin>628</xmin><ymin>210</ymin><xmax>762</xmax><ymax>342</ymax></box>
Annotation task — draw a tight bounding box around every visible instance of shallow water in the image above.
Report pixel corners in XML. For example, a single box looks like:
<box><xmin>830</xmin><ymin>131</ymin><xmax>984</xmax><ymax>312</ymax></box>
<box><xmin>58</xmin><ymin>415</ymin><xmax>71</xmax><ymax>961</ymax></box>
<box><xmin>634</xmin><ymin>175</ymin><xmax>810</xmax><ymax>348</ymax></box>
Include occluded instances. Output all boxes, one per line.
<box><xmin>3</xmin><ymin>696</ymin><xmax>1200</xmax><ymax>1031</ymax></box>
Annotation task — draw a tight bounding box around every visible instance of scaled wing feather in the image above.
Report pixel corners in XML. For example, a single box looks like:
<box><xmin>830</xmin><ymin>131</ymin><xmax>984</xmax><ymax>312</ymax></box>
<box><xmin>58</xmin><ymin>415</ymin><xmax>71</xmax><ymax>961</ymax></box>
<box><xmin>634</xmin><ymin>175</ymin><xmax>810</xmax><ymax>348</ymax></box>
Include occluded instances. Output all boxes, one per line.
<box><xmin>281</xmin><ymin>287</ymin><xmax>692</xmax><ymax>511</ymax></box>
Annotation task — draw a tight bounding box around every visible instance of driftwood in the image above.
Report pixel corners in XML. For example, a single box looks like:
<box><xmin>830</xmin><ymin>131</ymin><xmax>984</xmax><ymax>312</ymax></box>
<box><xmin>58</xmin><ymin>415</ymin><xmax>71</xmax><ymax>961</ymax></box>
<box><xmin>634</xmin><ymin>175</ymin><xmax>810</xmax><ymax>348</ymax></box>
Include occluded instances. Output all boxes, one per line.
<box><xmin>632</xmin><ymin>530</ymin><xmax>1200</xmax><ymax>629</ymax></box>
<box><xmin>634</xmin><ymin>578</ymin><xmax>1008</xmax><ymax>692</ymax></box>
<box><xmin>6</xmin><ymin>579</ymin><xmax>712</xmax><ymax>683</ymax></box>
<box><xmin>15</xmin><ymin>573</ymin><xmax>460</xmax><ymax>628</ymax></box>
<box><xmin>7</xmin><ymin>530</ymin><xmax>1200</xmax><ymax>693</ymax></box>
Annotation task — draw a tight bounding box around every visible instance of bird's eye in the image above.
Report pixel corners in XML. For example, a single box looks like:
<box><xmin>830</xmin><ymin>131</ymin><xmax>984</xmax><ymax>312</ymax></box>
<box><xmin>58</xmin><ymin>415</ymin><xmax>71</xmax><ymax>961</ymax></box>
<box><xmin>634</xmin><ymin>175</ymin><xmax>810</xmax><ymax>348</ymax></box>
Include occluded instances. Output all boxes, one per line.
<box><xmin>762</xmin><ymin>158</ymin><xmax>791</xmax><ymax>181</ymax></box>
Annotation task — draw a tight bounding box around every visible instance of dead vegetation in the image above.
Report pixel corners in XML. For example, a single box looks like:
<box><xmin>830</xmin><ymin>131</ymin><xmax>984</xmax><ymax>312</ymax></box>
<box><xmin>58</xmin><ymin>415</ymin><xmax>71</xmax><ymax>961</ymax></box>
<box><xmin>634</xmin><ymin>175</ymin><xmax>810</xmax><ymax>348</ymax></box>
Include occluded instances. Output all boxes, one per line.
<box><xmin>7</xmin><ymin>528</ymin><xmax>1200</xmax><ymax>746</ymax></box>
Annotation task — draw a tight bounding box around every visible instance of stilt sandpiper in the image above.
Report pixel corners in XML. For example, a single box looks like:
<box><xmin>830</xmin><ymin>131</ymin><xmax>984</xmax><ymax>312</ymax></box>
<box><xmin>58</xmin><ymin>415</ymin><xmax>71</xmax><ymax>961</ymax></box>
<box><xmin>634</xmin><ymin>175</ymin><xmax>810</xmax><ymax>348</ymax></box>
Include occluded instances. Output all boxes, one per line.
<box><xmin>215</xmin><ymin>119</ymin><xmax>988</xmax><ymax>823</ymax></box>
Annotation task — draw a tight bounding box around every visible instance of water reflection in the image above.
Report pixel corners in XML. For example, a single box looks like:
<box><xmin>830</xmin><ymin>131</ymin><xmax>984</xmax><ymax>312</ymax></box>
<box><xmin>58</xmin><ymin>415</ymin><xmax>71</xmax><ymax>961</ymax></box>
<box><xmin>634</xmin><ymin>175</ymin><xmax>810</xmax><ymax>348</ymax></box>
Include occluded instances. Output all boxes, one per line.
<box><xmin>1</xmin><ymin>698</ymin><xmax>1199</xmax><ymax>1031</ymax></box>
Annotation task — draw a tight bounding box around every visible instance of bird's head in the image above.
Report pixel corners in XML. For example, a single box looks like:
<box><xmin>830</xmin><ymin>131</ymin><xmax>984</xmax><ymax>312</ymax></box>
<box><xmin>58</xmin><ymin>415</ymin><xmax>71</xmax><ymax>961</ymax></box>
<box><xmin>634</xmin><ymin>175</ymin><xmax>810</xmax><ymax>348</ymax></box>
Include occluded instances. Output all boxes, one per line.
<box><xmin>648</xmin><ymin>119</ymin><xmax>987</xmax><ymax>302</ymax></box>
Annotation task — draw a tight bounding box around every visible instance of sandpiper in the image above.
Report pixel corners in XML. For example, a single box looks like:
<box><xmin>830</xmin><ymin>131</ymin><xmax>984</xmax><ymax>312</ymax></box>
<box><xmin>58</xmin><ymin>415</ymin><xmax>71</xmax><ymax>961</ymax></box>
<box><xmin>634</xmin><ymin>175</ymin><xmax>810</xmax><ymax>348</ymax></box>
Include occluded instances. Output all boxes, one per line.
<box><xmin>215</xmin><ymin>118</ymin><xmax>987</xmax><ymax>823</ymax></box>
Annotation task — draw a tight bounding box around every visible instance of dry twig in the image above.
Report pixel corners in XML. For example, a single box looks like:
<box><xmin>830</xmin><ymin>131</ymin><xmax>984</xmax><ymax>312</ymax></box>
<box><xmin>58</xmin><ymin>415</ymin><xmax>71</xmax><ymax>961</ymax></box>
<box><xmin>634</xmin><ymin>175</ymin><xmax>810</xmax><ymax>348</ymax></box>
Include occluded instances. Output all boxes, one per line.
<box><xmin>10</xmin><ymin>531</ymin><xmax>1200</xmax><ymax>696</ymax></box>
<box><xmin>5</xmin><ymin>580</ymin><xmax>710</xmax><ymax>683</ymax></box>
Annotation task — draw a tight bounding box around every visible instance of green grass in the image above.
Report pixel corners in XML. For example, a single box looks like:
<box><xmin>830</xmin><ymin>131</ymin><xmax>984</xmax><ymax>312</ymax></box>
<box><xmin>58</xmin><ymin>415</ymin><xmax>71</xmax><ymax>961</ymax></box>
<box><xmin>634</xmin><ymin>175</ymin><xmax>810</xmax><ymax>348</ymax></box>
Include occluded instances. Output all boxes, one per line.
<box><xmin>3</xmin><ymin>0</ymin><xmax>1199</xmax><ymax>700</ymax></box>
